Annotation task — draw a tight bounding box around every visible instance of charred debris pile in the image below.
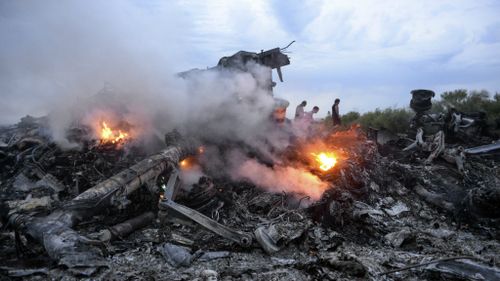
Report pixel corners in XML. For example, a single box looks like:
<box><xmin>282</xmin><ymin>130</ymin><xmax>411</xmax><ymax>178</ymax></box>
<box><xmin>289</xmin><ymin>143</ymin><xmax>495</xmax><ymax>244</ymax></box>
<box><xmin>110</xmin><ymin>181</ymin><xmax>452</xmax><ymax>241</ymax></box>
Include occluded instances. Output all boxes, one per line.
<box><xmin>1</xmin><ymin>49</ymin><xmax>500</xmax><ymax>280</ymax></box>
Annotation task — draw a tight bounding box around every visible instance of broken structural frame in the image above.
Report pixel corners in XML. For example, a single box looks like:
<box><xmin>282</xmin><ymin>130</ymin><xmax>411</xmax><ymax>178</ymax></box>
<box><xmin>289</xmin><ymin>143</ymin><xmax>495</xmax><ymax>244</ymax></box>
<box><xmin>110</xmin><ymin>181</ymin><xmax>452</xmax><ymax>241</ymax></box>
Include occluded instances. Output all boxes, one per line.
<box><xmin>8</xmin><ymin>131</ymin><xmax>197</xmax><ymax>269</ymax></box>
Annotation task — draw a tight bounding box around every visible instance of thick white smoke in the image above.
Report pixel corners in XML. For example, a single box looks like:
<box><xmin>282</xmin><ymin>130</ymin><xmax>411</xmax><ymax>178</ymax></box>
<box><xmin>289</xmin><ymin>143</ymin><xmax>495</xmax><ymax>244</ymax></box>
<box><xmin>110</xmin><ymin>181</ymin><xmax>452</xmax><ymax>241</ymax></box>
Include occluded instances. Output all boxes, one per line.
<box><xmin>0</xmin><ymin>1</ymin><xmax>280</xmax><ymax>148</ymax></box>
<box><xmin>0</xmin><ymin>1</ymin><xmax>328</xmax><ymax>200</ymax></box>
<box><xmin>0</xmin><ymin>1</ymin><xmax>186</xmax><ymax>123</ymax></box>
<box><xmin>232</xmin><ymin>158</ymin><xmax>329</xmax><ymax>201</ymax></box>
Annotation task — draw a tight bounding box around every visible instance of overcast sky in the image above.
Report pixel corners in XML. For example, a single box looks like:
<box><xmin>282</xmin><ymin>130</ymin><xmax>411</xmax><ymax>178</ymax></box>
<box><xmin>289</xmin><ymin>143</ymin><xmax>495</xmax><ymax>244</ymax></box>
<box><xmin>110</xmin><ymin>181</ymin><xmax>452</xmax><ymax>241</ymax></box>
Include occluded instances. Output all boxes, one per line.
<box><xmin>1</xmin><ymin>0</ymin><xmax>500</xmax><ymax>123</ymax></box>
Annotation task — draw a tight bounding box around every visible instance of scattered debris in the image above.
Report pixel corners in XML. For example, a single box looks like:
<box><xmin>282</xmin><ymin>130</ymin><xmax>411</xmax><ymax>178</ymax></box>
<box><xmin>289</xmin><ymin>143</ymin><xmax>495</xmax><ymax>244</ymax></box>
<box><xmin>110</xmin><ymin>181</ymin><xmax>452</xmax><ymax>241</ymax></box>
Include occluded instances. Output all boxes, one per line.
<box><xmin>160</xmin><ymin>243</ymin><xmax>194</xmax><ymax>268</ymax></box>
<box><xmin>1</xmin><ymin>80</ymin><xmax>499</xmax><ymax>280</ymax></box>
<box><xmin>385</xmin><ymin>228</ymin><xmax>414</xmax><ymax>248</ymax></box>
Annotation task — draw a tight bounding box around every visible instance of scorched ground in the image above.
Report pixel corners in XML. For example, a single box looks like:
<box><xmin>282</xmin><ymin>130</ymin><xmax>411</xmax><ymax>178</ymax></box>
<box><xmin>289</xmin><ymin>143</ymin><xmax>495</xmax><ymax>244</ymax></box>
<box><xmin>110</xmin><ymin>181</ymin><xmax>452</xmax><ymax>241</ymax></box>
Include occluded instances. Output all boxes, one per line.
<box><xmin>1</xmin><ymin>115</ymin><xmax>499</xmax><ymax>280</ymax></box>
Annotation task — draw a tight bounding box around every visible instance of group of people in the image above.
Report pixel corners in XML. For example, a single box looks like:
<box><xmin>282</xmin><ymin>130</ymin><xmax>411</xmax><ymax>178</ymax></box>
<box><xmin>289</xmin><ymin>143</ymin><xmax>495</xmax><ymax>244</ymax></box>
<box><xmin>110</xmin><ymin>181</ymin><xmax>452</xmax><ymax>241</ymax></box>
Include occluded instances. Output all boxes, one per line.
<box><xmin>294</xmin><ymin>100</ymin><xmax>318</xmax><ymax>122</ymax></box>
<box><xmin>294</xmin><ymin>99</ymin><xmax>341</xmax><ymax>127</ymax></box>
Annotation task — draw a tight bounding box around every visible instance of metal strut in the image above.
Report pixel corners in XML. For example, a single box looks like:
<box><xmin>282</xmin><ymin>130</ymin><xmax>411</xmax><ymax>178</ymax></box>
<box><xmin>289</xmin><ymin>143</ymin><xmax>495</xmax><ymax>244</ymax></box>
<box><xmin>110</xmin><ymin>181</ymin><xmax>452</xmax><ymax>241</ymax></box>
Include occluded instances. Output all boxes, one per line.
<box><xmin>158</xmin><ymin>171</ymin><xmax>252</xmax><ymax>247</ymax></box>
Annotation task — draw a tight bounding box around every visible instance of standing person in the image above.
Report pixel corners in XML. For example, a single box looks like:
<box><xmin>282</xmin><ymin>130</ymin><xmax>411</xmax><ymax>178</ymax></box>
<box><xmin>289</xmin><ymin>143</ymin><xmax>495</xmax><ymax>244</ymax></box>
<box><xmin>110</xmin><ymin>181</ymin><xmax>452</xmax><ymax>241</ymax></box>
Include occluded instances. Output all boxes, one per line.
<box><xmin>303</xmin><ymin>106</ymin><xmax>319</xmax><ymax>122</ymax></box>
<box><xmin>303</xmin><ymin>106</ymin><xmax>320</xmax><ymax>135</ymax></box>
<box><xmin>332</xmin><ymin>99</ymin><xmax>341</xmax><ymax>126</ymax></box>
<box><xmin>295</xmin><ymin>100</ymin><xmax>307</xmax><ymax>120</ymax></box>
<box><xmin>294</xmin><ymin>106</ymin><xmax>319</xmax><ymax>138</ymax></box>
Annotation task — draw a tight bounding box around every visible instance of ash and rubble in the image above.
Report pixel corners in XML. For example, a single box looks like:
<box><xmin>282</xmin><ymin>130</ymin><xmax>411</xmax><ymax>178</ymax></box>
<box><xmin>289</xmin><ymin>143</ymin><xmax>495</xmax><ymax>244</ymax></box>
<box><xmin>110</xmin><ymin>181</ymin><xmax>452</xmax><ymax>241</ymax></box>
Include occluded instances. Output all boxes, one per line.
<box><xmin>1</xmin><ymin>114</ymin><xmax>499</xmax><ymax>280</ymax></box>
<box><xmin>1</xmin><ymin>50</ymin><xmax>500</xmax><ymax>281</ymax></box>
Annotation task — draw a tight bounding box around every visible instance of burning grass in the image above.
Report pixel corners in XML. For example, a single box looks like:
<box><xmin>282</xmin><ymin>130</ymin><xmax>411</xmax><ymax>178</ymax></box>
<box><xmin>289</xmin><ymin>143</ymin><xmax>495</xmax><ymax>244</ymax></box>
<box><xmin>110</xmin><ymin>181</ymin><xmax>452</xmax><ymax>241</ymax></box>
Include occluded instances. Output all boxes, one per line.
<box><xmin>299</xmin><ymin>126</ymin><xmax>366</xmax><ymax>172</ymax></box>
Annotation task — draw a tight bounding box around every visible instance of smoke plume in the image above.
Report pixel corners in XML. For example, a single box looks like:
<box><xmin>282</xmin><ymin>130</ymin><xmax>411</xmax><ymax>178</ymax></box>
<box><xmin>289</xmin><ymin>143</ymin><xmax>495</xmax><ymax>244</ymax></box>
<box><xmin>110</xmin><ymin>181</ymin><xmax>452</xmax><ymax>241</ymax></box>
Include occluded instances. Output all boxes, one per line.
<box><xmin>0</xmin><ymin>1</ymin><xmax>328</xmax><ymax>200</ymax></box>
<box><xmin>232</xmin><ymin>158</ymin><xmax>329</xmax><ymax>201</ymax></box>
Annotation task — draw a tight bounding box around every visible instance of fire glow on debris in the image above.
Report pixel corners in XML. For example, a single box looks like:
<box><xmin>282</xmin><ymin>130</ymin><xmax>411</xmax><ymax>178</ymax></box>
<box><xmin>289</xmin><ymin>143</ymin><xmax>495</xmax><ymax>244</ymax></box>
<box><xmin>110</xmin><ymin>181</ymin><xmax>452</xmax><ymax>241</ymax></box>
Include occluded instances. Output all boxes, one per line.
<box><xmin>100</xmin><ymin>121</ymin><xmax>129</xmax><ymax>144</ymax></box>
<box><xmin>180</xmin><ymin>156</ymin><xmax>196</xmax><ymax>169</ymax></box>
<box><xmin>311</xmin><ymin>152</ymin><xmax>337</xmax><ymax>171</ymax></box>
<box><xmin>180</xmin><ymin>148</ymin><xmax>204</xmax><ymax>169</ymax></box>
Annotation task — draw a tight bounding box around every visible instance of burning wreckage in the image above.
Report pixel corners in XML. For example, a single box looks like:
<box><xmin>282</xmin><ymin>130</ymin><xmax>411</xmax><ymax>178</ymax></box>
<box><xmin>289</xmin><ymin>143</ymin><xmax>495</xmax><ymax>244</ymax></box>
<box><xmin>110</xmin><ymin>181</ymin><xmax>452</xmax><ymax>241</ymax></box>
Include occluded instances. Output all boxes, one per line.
<box><xmin>1</xmin><ymin>46</ymin><xmax>500</xmax><ymax>281</ymax></box>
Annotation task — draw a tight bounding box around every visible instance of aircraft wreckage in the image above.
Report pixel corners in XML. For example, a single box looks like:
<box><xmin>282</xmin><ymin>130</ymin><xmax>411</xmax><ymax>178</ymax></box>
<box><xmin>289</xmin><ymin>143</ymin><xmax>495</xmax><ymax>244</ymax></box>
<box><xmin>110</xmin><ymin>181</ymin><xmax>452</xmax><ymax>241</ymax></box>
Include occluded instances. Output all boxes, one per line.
<box><xmin>1</xmin><ymin>46</ymin><xmax>499</xmax><ymax>280</ymax></box>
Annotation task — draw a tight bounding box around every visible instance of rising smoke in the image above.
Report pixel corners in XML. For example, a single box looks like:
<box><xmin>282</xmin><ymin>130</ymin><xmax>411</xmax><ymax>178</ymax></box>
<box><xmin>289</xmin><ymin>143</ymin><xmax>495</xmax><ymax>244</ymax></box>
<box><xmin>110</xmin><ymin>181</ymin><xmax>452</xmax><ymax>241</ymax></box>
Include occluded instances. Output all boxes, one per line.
<box><xmin>0</xmin><ymin>1</ymin><xmax>276</xmax><ymax>146</ymax></box>
<box><xmin>0</xmin><ymin>1</ymin><xmax>327</xmax><ymax>200</ymax></box>
<box><xmin>231</xmin><ymin>158</ymin><xmax>329</xmax><ymax>201</ymax></box>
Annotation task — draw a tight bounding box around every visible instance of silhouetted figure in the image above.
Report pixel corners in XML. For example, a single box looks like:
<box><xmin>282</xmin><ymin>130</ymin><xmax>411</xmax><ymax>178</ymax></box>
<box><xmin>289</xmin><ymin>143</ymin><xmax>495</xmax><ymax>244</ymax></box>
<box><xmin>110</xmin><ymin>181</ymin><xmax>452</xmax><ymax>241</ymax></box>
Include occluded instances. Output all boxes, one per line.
<box><xmin>332</xmin><ymin>99</ymin><xmax>341</xmax><ymax>126</ymax></box>
<box><xmin>295</xmin><ymin>100</ymin><xmax>307</xmax><ymax>120</ymax></box>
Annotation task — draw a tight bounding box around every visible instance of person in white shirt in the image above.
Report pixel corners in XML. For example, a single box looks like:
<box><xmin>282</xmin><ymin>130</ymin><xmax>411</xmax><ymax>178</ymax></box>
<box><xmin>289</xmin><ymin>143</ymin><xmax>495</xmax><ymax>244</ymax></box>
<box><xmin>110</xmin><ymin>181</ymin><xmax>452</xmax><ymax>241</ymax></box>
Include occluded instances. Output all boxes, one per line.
<box><xmin>294</xmin><ymin>100</ymin><xmax>307</xmax><ymax>120</ymax></box>
<box><xmin>303</xmin><ymin>106</ymin><xmax>319</xmax><ymax>122</ymax></box>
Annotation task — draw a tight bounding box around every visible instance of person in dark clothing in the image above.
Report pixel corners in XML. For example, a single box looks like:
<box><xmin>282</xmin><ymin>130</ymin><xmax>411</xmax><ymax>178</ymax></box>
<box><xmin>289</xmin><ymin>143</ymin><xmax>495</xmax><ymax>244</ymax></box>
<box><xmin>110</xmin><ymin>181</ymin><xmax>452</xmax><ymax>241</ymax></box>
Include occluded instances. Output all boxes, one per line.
<box><xmin>332</xmin><ymin>98</ymin><xmax>341</xmax><ymax>126</ymax></box>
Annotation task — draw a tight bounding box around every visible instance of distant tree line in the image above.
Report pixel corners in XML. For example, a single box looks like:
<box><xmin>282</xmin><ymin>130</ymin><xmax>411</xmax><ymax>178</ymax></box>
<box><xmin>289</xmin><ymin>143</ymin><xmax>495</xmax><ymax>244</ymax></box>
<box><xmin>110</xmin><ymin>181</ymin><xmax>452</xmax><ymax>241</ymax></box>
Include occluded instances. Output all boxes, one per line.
<box><xmin>322</xmin><ymin>89</ymin><xmax>500</xmax><ymax>134</ymax></box>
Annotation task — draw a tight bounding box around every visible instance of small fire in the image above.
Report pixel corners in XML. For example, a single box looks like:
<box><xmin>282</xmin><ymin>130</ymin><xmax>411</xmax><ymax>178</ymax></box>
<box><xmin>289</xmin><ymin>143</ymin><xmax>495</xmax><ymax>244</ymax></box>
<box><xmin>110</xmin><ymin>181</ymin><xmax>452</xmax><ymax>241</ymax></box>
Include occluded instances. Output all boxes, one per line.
<box><xmin>100</xmin><ymin>121</ymin><xmax>129</xmax><ymax>144</ymax></box>
<box><xmin>180</xmin><ymin>156</ymin><xmax>196</xmax><ymax>169</ymax></box>
<box><xmin>311</xmin><ymin>152</ymin><xmax>337</xmax><ymax>171</ymax></box>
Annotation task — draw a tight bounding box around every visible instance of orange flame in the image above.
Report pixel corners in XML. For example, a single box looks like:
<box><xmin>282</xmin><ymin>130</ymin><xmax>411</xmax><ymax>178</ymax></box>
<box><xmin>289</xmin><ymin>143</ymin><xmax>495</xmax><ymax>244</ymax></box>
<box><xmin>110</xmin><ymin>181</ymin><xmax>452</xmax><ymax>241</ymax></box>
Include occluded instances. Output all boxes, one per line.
<box><xmin>311</xmin><ymin>152</ymin><xmax>337</xmax><ymax>171</ymax></box>
<box><xmin>100</xmin><ymin>121</ymin><xmax>129</xmax><ymax>144</ymax></box>
<box><xmin>180</xmin><ymin>156</ymin><xmax>200</xmax><ymax>170</ymax></box>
